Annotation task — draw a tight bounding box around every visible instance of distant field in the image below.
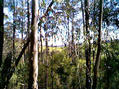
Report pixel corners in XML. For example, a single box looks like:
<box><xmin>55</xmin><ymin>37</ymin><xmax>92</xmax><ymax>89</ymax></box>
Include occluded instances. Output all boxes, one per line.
<box><xmin>39</xmin><ymin>46</ymin><xmax>64</xmax><ymax>52</ymax></box>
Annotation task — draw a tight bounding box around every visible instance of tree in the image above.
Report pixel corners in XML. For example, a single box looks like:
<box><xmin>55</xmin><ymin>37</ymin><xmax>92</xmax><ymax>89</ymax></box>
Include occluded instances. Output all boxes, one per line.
<box><xmin>27</xmin><ymin>0</ymin><xmax>33</xmax><ymax>89</ymax></box>
<box><xmin>45</xmin><ymin>32</ymin><xmax>49</xmax><ymax>89</ymax></box>
<box><xmin>29</xmin><ymin>0</ymin><xmax>39</xmax><ymax>88</ymax></box>
<box><xmin>85</xmin><ymin>0</ymin><xmax>91</xmax><ymax>89</ymax></box>
<box><xmin>0</xmin><ymin>0</ymin><xmax>4</xmax><ymax>67</ymax></box>
<box><xmin>12</xmin><ymin>0</ymin><xmax>16</xmax><ymax>57</ymax></box>
<box><xmin>92</xmin><ymin>0</ymin><xmax>103</xmax><ymax>89</ymax></box>
<box><xmin>27</xmin><ymin>0</ymin><xmax>30</xmax><ymax>50</ymax></box>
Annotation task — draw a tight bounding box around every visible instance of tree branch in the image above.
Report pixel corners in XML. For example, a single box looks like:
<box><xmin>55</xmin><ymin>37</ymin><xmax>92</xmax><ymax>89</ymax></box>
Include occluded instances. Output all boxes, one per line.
<box><xmin>39</xmin><ymin>0</ymin><xmax>54</xmax><ymax>21</ymax></box>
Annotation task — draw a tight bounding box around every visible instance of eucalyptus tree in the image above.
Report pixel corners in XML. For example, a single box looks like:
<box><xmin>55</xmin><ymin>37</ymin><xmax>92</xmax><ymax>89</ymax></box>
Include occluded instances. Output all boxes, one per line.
<box><xmin>12</xmin><ymin>0</ymin><xmax>16</xmax><ymax>57</ymax></box>
<box><xmin>0</xmin><ymin>0</ymin><xmax>4</xmax><ymax>67</ymax></box>
<box><xmin>92</xmin><ymin>0</ymin><xmax>103</xmax><ymax>89</ymax></box>
<box><xmin>29</xmin><ymin>0</ymin><xmax>39</xmax><ymax>88</ymax></box>
<box><xmin>84</xmin><ymin>0</ymin><xmax>91</xmax><ymax>88</ymax></box>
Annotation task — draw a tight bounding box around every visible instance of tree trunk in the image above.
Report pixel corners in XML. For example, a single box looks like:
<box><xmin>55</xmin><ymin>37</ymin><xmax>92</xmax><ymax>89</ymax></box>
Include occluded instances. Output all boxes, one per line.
<box><xmin>13</xmin><ymin>0</ymin><xmax>16</xmax><ymax>59</ymax></box>
<box><xmin>92</xmin><ymin>0</ymin><xmax>103</xmax><ymax>89</ymax></box>
<box><xmin>21</xmin><ymin>0</ymin><xmax>25</xmax><ymax>63</ymax></box>
<box><xmin>81</xmin><ymin>0</ymin><xmax>85</xmax><ymax>32</ymax></box>
<box><xmin>27</xmin><ymin>1</ymin><xmax>32</xmax><ymax>89</ymax></box>
<box><xmin>40</xmin><ymin>24</ymin><xmax>43</xmax><ymax>64</ymax></box>
<box><xmin>29</xmin><ymin>0</ymin><xmax>39</xmax><ymax>89</ymax></box>
<box><xmin>27</xmin><ymin>0</ymin><xmax>30</xmax><ymax>51</ymax></box>
<box><xmin>92</xmin><ymin>0</ymin><xmax>96</xmax><ymax>69</ymax></box>
<box><xmin>45</xmin><ymin>33</ymin><xmax>49</xmax><ymax>89</ymax></box>
<box><xmin>71</xmin><ymin>12</ymin><xmax>75</xmax><ymax>63</ymax></box>
<box><xmin>85</xmin><ymin>0</ymin><xmax>91</xmax><ymax>89</ymax></box>
<box><xmin>0</xmin><ymin>0</ymin><xmax>4</xmax><ymax>67</ymax></box>
<box><xmin>51</xmin><ymin>36</ymin><xmax>54</xmax><ymax>89</ymax></box>
<box><xmin>27</xmin><ymin>1</ymin><xmax>33</xmax><ymax>88</ymax></box>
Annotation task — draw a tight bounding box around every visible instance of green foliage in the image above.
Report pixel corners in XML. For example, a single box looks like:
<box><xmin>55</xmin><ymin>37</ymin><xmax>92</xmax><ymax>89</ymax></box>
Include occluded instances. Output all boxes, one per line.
<box><xmin>99</xmin><ymin>40</ymin><xmax>119</xmax><ymax>89</ymax></box>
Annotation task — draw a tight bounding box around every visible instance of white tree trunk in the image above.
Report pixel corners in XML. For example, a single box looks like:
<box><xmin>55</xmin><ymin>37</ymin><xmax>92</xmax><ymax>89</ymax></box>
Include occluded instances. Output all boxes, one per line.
<box><xmin>31</xmin><ymin>0</ymin><xmax>39</xmax><ymax>89</ymax></box>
